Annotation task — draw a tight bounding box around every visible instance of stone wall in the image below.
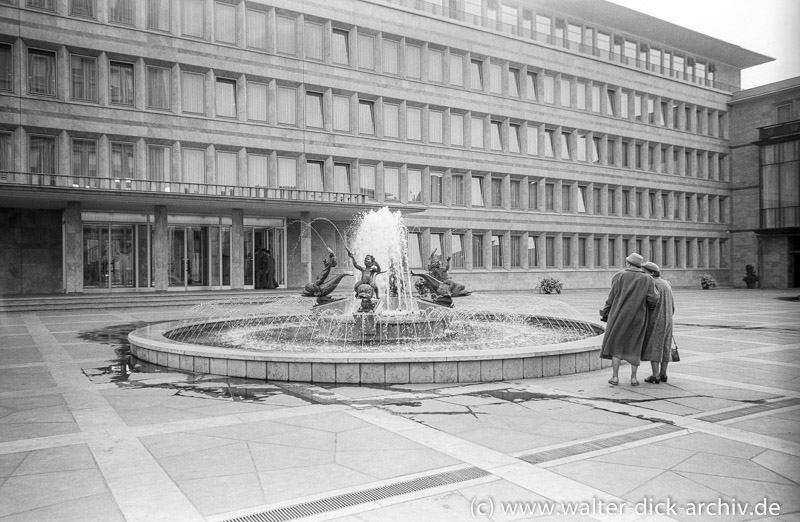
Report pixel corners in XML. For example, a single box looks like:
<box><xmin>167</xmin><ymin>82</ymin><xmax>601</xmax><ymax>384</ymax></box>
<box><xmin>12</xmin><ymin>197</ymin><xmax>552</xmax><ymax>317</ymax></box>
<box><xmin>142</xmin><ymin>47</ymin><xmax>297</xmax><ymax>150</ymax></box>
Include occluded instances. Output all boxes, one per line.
<box><xmin>0</xmin><ymin>208</ymin><xmax>63</xmax><ymax>295</ymax></box>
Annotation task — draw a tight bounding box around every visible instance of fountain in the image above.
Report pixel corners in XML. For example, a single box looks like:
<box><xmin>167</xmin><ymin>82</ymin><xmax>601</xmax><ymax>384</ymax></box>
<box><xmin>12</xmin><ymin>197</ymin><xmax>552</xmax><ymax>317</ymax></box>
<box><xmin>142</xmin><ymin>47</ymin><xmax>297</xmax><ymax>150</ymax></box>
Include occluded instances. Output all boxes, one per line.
<box><xmin>128</xmin><ymin>208</ymin><xmax>607</xmax><ymax>384</ymax></box>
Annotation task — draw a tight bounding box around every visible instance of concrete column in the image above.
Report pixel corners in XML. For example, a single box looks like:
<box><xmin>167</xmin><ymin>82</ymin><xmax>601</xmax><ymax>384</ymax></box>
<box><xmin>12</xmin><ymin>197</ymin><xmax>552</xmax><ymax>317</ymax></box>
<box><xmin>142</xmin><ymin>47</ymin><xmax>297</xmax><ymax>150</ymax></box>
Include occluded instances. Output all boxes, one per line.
<box><xmin>64</xmin><ymin>202</ymin><xmax>83</xmax><ymax>294</ymax></box>
<box><xmin>153</xmin><ymin>205</ymin><xmax>169</xmax><ymax>291</ymax></box>
<box><xmin>231</xmin><ymin>209</ymin><xmax>244</xmax><ymax>289</ymax></box>
<box><xmin>300</xmin><ymin>211</ymin><xmax>312</xmax><ymax>284</ymax></box>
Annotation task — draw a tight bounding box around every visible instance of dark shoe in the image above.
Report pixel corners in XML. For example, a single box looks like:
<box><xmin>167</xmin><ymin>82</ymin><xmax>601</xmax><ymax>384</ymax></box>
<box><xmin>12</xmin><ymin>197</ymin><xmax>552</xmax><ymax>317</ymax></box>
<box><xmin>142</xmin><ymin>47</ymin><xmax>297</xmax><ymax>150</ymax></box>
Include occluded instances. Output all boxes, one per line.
<box><xmin>608</xmin><ymin>377</ymin><xmax>619</xmax><ymax>386</ymax></box>
<box><xmin>644</xmin><ymin>375</ymin><xmax>660</xmax><ymax>384</ymax></box>
<box><xmin>659</xmin><ymin>374</ymin><xmax>668</xmax><ymax>383</ymax></box>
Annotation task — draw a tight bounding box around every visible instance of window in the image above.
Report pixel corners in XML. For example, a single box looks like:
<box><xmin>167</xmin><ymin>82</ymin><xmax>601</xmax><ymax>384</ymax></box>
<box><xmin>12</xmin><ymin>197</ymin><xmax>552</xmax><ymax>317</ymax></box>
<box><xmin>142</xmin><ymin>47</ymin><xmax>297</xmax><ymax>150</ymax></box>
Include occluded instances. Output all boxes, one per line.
<box><xmin>247</xmin><ymin>10</ymin><xmax>268</xmax><ymax>50</ymax></box>
<box><xmin>662</xmin><ymin>193</ymin><xmax>669</xmax><ymax>219</ymax></box>
<box><xmin>384</xmin><ymin>103</ymin><xmax>399</xmax><ymax>138</ymax></box>
<box><xmin>359</xmin><ymin>165</ymin><xmax>376</xmax><ymax>198</ymax></box>
<box><xmin>509</xmin><ymin>124</ymin><xmax>520</xmax><ymax>153</ymax></box>
<box><xmin>526</xmin><ymin>72</ymin><xmax>537</xmax><ymax>101</ymax></box>
<box><xmin>471</xmin><ymin>116</ymin><xmax>484</xmax><ymax>148</ymax></box>
<box><xmin>247</xmin><ymin>81</ymin><xmax>268</xmax><ymax>121</ymax></box>
<box><xmin>408</xmin><ymin>232</ymin><xmax>422</xmax><ymax>268</ymax></box>
<box><xmin>182</xmin><ymin>72</ymin><xmax>205</xmax><ymax>114</ymax></box>
<box><xmin>383</xmin><ymin>39</ymin><xmax>399</xmax><ymax>75</ymax></box>
<box><xmin>777</xmin><ymin>103</ymin><xmax>792</xmax><ymax>124</ymax></box>
<box><xmin>304</xmin><ymin>21</ymin><xmax>323</xmax><ymax>60</ymax></box>
<box><xmin>406</xmin><ymin>44</ymin><xmax>421</xmax><ymax>78</ymax></box>
<box><xmin>592</xmin><ymin>137</ymin><xmax>601</xmax><ymax>163</ymax></box>
<box><xmin>0</xmin><ymin>45</ymin><xmax>11</xmax><ymax>92</ymax></box>
<box><xmin>560</xmin><ymin>77</ymin><xmax>570</xmax><ymax>107</ymax></box>
<box><xmin>430</xmin><ymin>171</ymin><xmax>443</xmax><ymax>204</ymax></box>
<box><xmin>215</xmin><ymin>78</ymin><xmax>236</xmax><ymax>118</ymax></box>
<box><xmin>636</xmin><ymin>191</ymin><xmax>644</xmax><ymax>216</ymax></box>
<box><xmin>334</xmin><ymin>163</ymin><xmax>350</xmax><ymax>193</ymax></box>
<box><xmin>428</xmin><ymin>49</ymin><xmax>443</xmax><ymax>83</ymax></box>
<box><xmin>451</xmin><ymin>113</ymin><xmax>464</xmax><ymax>146</ymax></box>
<box><xmin>491</xmin><ymin>178</ymin><xmax>503</xmax><ymax>207</ymax></box>
<box><xmin>606</xmin><ymin>89</ymin><xmax>616</xmax><ymax>116</ymax></box>
<box><xmin>305</xmin><ymin>92</ymin><xmax>323</xmax><ymax>128</ymax></box>
<box><xmin>215</xmin><ymin>2</ymin><xmax>236</xmax><ymax>44</ymax></box>
<box><xmin>545</xmin><ymin>236</ymin><xmax>555</xmax><ymax>267</ymax></box>
<box><xmin>578</xmin><ymin>186</ymin><xmax>587</xmax><ymax>213</ymax></box>
<box><xmin>591</xmin><ymin>85</ymin><xmax>601</xmax><ymax>112</ymax></box>
<box><xmin>622</xmin><ymin>189</ymin><xmax>631</xmax><ymax>215</ymax></box>
<box><xmin>528</xmin><ymin>125</ymin><xmax>538</xmax><ymax>155</ymax></box>
<box><xmin>490</xmin><ymin>121</ymin><xmax>502</xmax><ymax>150</ymax></box>
<box><xmin>470</xmin><ymin>59</ymin><xmax>483</xmax><ymax>90</ymax></box>
<box><xmin>407</xmin><ymin>106</ymin><xmax>422</xmax><ymax>140</ymax></box>
<box><xmin>217</xmin><ymin>151</ymin><xmax>238</xmax><ymax>186</ymax></box>
<box><xmin>508</xmin><ymin>68</ymin><xmax>520</xmax><ymax>97</ymax></box>
<box><xmin>384</xmin><ymin>166</ymin><xmax>399</xmax><ymax>200</ymax></box>
<box><xmin>620</xmin><ymin>91</ymin><xmax>629</xmax><ymax>119</ymax></box>
<box><xmin>277</xmin><ymin>86</ymin><xmax>296</xmax><ymax>125</ymax></box>
<box><xmin>578</xmin><ymin>237</ymin><xmax>587</xmax><ymax>267</ymax></box>
<box><xmin>472</xmin><ymin>234</ymin><xmax>484</xmax><ymax>268</ymax></box>
<box><xmin>576</xmin><ymin>133</ymin><xmax>587</xmax><ymax>161</ymax></box>
<box><xmin>492</xmin><ymin>235</ymin><xmax>503</xmax><ymax>268</ymax></box>
<box><xmin>147</xmin><ymin>0</ymin><xmax>170</xmax><ymax>31</ymax></box>
<box><xmin>452</xmin><ymin>174</ymin><xmax>465</xmax><ymax>205</ymax></box>
<box><xmin>358</xmin><ymin>34</ymin><xmax>374</xmax><ymax>70</ymax></box>
<box><xmin>527</xmin><ymin>236</ymin><xmax>538</xmax><ymax>267</ymax></box>
<box><xmin>30</xmin><ymin>135</ymin><xmax>56</xmax><ymax>174</ymax></box>
<box><xmin>71</xmin><ymin>0</ymin><xmax>95</xmax><ymax>18</ymax></box>
<box><xmin>0</xmin><ymin>132</ymin><xmax>12</xmax><ymax>171</ymax></box>
<box><xmin>248</xmin><ymin>153</ymin><xmax>267</xmax><ymax>187</ymax></box>
<box><xmin>450</xmin><ymin>53</ymin><xmax>464</xmax><ymax>87</ymax></box>
<box><xmin>608</xmin><ymin>238</ymin><xmax>617</xmax><ymax>266</ymax></box>
<box><xmin>182</xmin><ymin>0</ymin><xmax>204</xmax><ymax>38</ymax></box>
<box><xmin>277</xmin><ymin>156</ymin><xmax>297</xmax><ymax>188</ymax></box>
<box><xmin>71</xmin><ymin>55</ymin><xmax>97</xmax><ymax>102</ymax></box>
<box><xmin>545</xmin><ymin>183</ymin><xmax>554</xmax><ymax>210</ymax></box>
<box><xmin>452</xmin><ymin>234</ymin><xmax>465</xmax><ymax>268</ymax></box>
<box><xmin>593</xmin><ymin>187</ymin><xmax>601</xmax><ymax>213</ymax></box>
<box><xmin>528</xmin><ymin>181</ymin><xmax>538</xmax><ymax>210</ymax></box>
<box><xmin>276</xmin><ymin>16</ymin><xmax>296</xmax><ymax>55</ymax></box>
<box><xmin>109</xmin><ymin>0</ymin><xmax>134</xmax><ymax>24</ymax></box>
<box><xmin>72</xmin><ymin>138</ymin><xmax>98</xmax><ymax>178</ymax></box>
<box><xmin>147</xmin><ymin>66</ymin><xmax>171</xmax><ymax>109</ymax></box>
<box><xmin>489</xmin><ymin>62</ymin><xmax>502</xmax><ymax>94</ymax></box>
<box><xmin>111</xmin><ymin>142</ymin><xmax>134</xmax><ymax>179</ymax></box>
<box><xmin>148</xmin><ymin>145</ymin><xmax>171</xmax><ymax>181</ymax></box>
<box><xmin>576</xmin><ymin>81</ymin><xmax>586</xmax><ymax>110</ymax></box>
<box><xmin>359</xmin><ymin>100</ymin><xmax>375</xmax><ymax>135</ymax></box>
<box><xmin>183</xmin><ymin>148</ymin><xmax>205</xmax><ymax>184</ymax></box>
<box><xmin>408</xmin><ymin>169</ymin><xmax>422</xmax><ymax>202</ymax></box>
<box><xmin>332</xmin><ymin>31</ymin><xmax>349</xmax><ymax>64</ymax></box>
<box><xmin>28</xmin><ymin>0</ymin><xmax>56</xmax><ymax>10</ymax></box>
<box><xmin>562</xmin><ymin>184</ymin><xmax>571</xmax><ymax>212</ymax></box>
<box><xmin>594</xmin><ymin>238</ymin><xmax>602</xmax><ymax>266</ymax></box>
<box><xmin>429</xmin><ymin>110</ymin><xmax>443</xmax><ymax>143</ymax></box>
<box><xmin>471</xmin><ymin>176</ymin><xmax>484</xmax><ymax>206</ymax></box>
<box><xmin>510</xmin><ymin>179</ymin><xmax>521</xmax><ymax>208</ymax></box>
<box><xmin>110</xmin><ymin>62</ymin><xmax>134</xmax><ymax>105</ymax></box>
<box><xmin>544</xmin><ymin>129</ymin><xmax>554</xmax><ymax>157</ymax></box>
<box><xmin>28</xmin><ymin>50</ymin><xmax>56</xmax><ymax>96</ymax></box>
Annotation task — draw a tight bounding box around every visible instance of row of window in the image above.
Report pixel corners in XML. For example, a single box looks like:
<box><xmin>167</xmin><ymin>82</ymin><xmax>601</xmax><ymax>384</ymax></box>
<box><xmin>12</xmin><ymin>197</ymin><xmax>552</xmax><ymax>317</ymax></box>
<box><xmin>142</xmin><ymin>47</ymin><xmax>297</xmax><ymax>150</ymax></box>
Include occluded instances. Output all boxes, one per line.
<box><xmin>13</xmin><ymin>0</ymin><xmax>723</xmax><ymax>94</ymax></box>
<box><xmin>1</xmin><ymin>29</ymin><xmax>728</xmax><ymax>139</ymax></box>
<box><xmin>4</xmin><ymin>45</ymin><xmax>730</xmax><ymax>180</ymax></box>
<box><xmin>3</xmin><ymin>130</ymin><xmax>729</xmax><ymax>223</ymax></box>
<box><xmin>407</xmin><ymin>230</ymin><xmax>728</xmax><ymax>271</ymax></box>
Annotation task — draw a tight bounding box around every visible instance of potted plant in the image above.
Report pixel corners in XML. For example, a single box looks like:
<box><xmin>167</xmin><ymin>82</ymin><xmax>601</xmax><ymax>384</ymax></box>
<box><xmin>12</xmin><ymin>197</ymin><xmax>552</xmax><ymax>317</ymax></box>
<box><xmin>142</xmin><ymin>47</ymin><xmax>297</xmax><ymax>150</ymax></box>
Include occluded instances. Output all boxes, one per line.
<box><xmin>743</xmin><ymin>265</ymin><xmax>759</xmax><ymax>289</ymax></box>
<box><xmin>700</xmin><ymin>274</ymin><xmax>717</xmax><ymax>290</ymax></box>
<box><xmin>538</xmin><ymin>277</ymin><xmax>563</xmax><ymax>294</ymax></box>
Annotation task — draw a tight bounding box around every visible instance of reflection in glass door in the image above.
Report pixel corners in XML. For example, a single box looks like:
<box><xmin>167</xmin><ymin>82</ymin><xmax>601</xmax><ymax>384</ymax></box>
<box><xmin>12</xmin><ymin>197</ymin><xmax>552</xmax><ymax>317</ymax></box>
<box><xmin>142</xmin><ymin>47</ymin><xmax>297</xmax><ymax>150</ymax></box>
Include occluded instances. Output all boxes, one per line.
<box><xmin>83</xmin><ymin>225</ymin><xmax>109</xmax><ymax>288</ymax></box>
<box><xmin>83</xmin><ymin>224</ymin><xmax>136</xmax><ymax>290</ymax></box>
<box><xmin>187</xmin><ymin>227</ymin><xmax>208</xmax><ymax>287</ymax></box>
<box><xmin>110</xmin><ymin>226</ymin><xmax>134</xmax><ymax>288</ymax></box>
<box><xmin>168</xmin><ymin>227</ymin><xmax>185</xmax><ymax>287</ymax></box>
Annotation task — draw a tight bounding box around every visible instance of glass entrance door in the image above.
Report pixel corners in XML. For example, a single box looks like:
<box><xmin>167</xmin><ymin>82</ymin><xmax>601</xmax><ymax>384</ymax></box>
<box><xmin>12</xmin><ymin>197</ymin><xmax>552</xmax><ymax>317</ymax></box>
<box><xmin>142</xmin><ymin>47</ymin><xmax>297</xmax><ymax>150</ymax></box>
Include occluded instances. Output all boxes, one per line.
<box><xmin>168</xmin><ymin>226</ymin><xmax>212</xmax><ymax>288</ymax></box>
<box><xmin>252</xmin><ymin>227</ymin><xmax>284</xmax><ymax>288</ymax></box>
<box><xmin>83</xmin><ymin>224</ymin><xmax>136</xmax><ymax>290</ymax></box>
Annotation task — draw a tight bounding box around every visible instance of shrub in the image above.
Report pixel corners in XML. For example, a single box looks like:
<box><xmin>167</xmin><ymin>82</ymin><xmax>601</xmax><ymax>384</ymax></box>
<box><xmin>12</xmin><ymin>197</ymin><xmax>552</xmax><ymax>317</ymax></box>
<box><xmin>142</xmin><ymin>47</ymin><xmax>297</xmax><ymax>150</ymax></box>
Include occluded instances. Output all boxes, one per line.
<box><xmin>538</xmin><ymin>277</ymin><xmax>563</xmax><ymax>294</ymax></box>
<box><xmin>700</xmin><ymin>274</ymin><xmax>717</xmax><ymax>289</ymax></box>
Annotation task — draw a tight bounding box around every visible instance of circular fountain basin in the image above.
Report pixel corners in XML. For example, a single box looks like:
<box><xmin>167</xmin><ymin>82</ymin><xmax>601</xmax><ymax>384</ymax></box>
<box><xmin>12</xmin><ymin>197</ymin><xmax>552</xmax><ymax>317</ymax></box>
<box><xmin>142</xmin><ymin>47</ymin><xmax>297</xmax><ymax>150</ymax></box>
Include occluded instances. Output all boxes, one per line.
<box><xmin>128</xmin><ymin>296</ymin><xmax>607</xmax><ymax>384</ymax></box>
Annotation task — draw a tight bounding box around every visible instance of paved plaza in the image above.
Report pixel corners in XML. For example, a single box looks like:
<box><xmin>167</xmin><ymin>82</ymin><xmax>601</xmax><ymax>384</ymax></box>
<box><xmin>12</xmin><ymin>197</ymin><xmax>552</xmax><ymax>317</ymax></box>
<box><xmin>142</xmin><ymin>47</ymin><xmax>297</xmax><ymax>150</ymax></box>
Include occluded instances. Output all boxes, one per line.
<box><xmin>0</xmin><ymin>288</ymin><xmax>799</xmax><ymax>521</ymax></box>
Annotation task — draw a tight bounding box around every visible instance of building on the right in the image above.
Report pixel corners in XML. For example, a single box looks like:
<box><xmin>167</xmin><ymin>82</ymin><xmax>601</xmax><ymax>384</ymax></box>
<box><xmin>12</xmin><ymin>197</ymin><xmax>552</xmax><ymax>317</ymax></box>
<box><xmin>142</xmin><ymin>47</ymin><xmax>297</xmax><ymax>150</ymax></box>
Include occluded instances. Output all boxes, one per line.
<box><xmin>730</xmin><ymin>77</ymin><xmax>800</xmax><ymax>288</ymax></box>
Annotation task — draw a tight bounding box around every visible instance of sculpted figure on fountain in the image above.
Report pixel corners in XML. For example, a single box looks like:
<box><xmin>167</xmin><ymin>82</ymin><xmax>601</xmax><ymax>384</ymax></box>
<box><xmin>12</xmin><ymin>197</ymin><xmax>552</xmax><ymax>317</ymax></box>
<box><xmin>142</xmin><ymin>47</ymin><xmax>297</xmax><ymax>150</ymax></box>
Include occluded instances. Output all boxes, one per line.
<box><xmin>301</xmin><ymin>248</ymin><xmax>350</xmax><ymax>305</ymax></box>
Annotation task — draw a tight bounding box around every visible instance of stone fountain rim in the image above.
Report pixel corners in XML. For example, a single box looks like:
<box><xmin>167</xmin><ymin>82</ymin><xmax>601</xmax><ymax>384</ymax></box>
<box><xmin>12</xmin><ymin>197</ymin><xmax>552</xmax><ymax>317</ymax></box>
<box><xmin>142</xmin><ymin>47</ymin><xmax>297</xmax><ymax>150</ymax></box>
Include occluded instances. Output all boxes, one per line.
<box><xmin>128</xmin><ymin>318</ymin><xmax>604</xmax><ymax>364</ymax></box>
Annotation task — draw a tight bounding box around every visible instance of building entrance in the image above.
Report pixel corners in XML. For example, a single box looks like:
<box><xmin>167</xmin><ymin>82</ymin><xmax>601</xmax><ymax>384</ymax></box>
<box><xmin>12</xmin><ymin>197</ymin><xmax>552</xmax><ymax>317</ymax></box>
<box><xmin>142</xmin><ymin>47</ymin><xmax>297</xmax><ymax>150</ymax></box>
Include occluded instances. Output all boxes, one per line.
<box><xmin>83</xmin><ymin>224</ymin><xmax>136</xmax><ymax>290</ymax></box>
<box><xmin>246</xmin><ymin>227</ymin><xmax>285</xmax><ymax>288</ymax></box>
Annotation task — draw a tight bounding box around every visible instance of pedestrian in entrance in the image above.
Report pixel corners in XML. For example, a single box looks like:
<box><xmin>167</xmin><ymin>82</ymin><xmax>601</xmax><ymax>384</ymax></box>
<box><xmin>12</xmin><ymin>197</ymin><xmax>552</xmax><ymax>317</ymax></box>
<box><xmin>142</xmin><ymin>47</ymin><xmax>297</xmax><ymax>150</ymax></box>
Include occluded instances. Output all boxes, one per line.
<box><xmin>256</xmin><ymin>248</ymin><xmax>268</xmax><ymax>289</ymax></box>
<box><xmin>265</xmin><ymin>249</ymin><xmax>277</xmax><ymax>289</ymax></box>
<box><xmin>641</xmin><ymin>262</ymin><xmax>675</xmax><ymax>384</ymax></box>
<box><xmin>599</xmin><ymin>253</ymin><xmax>659</xmax><ymax>386</ymax></box>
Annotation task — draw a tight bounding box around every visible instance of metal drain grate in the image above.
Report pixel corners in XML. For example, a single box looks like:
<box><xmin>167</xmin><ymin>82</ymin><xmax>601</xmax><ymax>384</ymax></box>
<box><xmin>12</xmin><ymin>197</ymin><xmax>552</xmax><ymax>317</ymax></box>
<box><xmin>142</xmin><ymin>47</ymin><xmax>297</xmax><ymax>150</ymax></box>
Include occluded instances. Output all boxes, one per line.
<box><xmin>519</xmin><ymin>424</ymin><xmax>683</xmax><ymax>465</ymax></box>
<box><xmin>696</xmin><ymin>398</ymin><xmax>800</xmax><ymax>423</ymax></box>
<box><xmin>223</xmin><ymin>467</ymin><xmax>490</xmax><ymax>522</ymax></box>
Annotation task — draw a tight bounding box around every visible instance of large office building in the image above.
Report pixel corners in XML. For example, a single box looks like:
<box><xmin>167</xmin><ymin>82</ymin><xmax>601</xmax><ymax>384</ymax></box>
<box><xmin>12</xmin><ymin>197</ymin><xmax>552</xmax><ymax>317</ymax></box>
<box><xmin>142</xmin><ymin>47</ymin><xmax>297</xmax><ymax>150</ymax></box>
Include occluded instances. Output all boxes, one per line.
<box><xmin>0</xmin><ymin>0</ymin><xmax>784</xmax><ymax>295</ymax></box>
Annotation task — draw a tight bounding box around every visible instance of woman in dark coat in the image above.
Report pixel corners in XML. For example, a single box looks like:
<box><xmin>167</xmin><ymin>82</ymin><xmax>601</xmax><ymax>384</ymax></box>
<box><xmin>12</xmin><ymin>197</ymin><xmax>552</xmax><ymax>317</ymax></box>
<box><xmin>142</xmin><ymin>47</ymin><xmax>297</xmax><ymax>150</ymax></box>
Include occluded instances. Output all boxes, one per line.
<box><xmin>641</xmin><ymin>262</ymin><xmax>675</xmax><ymax>384</ymax></box>
<box><xmin>600</xmin><ymin>253</ymin><xmax>659</xmax><ymax>386</ymax></box>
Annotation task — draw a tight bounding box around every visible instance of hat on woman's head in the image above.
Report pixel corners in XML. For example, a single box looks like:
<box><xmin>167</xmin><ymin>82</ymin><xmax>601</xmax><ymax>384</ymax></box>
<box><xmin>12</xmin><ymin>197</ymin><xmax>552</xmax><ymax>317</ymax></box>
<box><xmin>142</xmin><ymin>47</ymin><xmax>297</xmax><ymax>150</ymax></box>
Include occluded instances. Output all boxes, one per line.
<box><xmin>625</xmin><ymin>253</ymin><xmax>644</xmax><ymax>267</ymax></box>
<box><xmin>642</xmin><ymin>261</ymin><xmax>660</xmax><ymax>273</ymax></box>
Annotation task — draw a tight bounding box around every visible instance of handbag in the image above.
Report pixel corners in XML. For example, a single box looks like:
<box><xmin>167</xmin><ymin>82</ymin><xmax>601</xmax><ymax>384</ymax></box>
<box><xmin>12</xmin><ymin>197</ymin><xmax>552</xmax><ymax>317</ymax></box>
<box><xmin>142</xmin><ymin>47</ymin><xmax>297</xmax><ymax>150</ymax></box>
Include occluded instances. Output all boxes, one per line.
<box><xmin>671</xmin><ymin>337</ymin><xmax>680</xmax><ymax>362</ymax></box>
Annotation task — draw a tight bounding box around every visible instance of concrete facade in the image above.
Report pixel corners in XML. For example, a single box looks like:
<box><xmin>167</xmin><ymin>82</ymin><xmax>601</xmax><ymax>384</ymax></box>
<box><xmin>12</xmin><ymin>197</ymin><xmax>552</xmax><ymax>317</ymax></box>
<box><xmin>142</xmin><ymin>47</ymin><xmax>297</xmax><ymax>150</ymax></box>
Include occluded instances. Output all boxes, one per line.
<box><xmin>0</xmin><ymin>0</ymin><xmax>781</xmax><ymax>294</ymax></box>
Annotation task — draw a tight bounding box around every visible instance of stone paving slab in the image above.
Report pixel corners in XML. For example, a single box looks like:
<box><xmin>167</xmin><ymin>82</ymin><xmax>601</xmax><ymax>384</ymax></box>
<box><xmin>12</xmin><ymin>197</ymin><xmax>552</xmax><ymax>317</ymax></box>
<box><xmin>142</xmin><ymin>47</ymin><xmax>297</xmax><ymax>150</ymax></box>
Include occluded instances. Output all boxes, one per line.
<box><xmin>0</xmin><ymin>289</ymin><xmax>798</xmax><ymax>521</ymax></box>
